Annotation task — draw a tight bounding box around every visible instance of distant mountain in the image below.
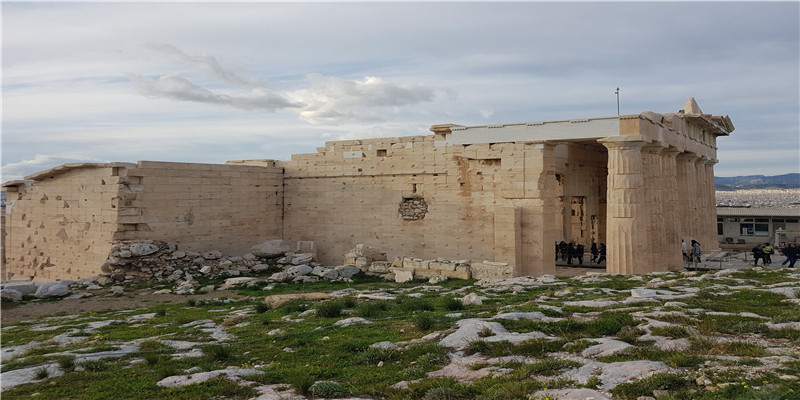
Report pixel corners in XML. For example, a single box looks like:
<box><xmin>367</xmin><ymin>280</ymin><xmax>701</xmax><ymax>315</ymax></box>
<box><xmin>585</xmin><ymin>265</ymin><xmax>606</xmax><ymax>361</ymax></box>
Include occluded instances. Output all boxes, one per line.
<box><xmin>714</xmin><ymin>173</ymin><xmax>800</xmax><ymax>191</ymax></box>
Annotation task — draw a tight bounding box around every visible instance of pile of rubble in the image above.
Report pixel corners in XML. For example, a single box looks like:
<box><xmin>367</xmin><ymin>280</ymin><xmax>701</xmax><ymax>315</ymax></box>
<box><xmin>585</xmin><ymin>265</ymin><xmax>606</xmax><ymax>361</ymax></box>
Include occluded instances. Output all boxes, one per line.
<box><xmin>343</xmin><ymin>243</ymin><xmax>515</xmax><ymax>283</ymax></box>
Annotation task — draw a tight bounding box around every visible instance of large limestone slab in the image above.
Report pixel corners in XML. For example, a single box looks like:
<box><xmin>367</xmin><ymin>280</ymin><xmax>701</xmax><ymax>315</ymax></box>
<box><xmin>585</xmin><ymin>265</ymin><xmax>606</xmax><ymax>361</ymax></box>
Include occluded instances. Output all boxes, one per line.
<box><xmin>470</xmin><ymin>261</ymin><xmax>515</xmax><ymax>280</ymax></box>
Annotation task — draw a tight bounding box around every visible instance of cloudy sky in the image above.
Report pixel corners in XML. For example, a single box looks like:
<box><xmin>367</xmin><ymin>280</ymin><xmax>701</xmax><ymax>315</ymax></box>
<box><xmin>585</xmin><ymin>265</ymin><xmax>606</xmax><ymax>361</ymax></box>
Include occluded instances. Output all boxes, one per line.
<box><xmin>2</xmin><ymin>2</ymin><xmax>798</xmax><ymax>182</ymax></box>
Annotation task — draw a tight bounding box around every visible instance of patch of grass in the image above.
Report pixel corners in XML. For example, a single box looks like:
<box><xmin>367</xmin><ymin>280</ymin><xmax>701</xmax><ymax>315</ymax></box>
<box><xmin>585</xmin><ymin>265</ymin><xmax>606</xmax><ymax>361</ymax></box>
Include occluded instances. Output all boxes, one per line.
<box><xmin>78</xmin><ymin>359</ymin><xmax>109</xmax><ymax>372</ymax></box>
<box><xmin>649</xmin><ymin>325</ymin><xmax>690</xmax><ymax>338</ymax></box>
<box><xmin>501</xmin><ymin>311</ymin><xmax>636</xmax><ymax>339</ymax></box>
<box><xmin>477</xmin><ymin>327</ymin><xmax>495</xmax><ymax>338</ymax></box>
<box><xmin>203</xmin><ymin>344</ymin><xmax>233</xmax><ymax>362</ymax></box>
<box><xmin>513</xmin><ymin>339</ymin><xmax>569</xmax><ymax>358</ymax></box>
<box><xmin>610</xmin><ymin>373</ymin><xmax>693</xmax><ymax>400</ymax></box>
<box><xmin>443</xmin><ymin>297</ymin><xmax>464</xmax><ymax>311</ymax></box>
<box><xmin>416</xmin><ymin>352</ymin><xmax>450</xmax><ymax>369</ymax></box>
<box><xmin>400</xmin><ymin>298</ymin><xmax>435</xmax><ymax>312</ymax></box>
<box><xmin>34</xmin><ymin>366</ymin><xmax>50</xmax><ymax>379</ymax></box>
<box><xmin>254</xmin><ymin>302</ymin><xmax>270</xmax><ymax>314</ymax></box>
<box><xmin>598</xmin><ymin>346</ymin><xmax>703</xmax><ymax>368</ymax></box>
<box><xmin>400</xmin><ymin>366</ymin><xmax>428</xmax><ymax>380</ymax></box>
<box><xmin>767</xmin><ymin>328</ymin><xmax>800</xmax><ymax>340</ymax></box>
<box><xmin>616</xmin><ymin>325</ymin><xmax>645</xmax><ymax>344</ymax></box>
<box><xmin>688</xmin><ymin>336</ymin><xmax>768</xmax><ymax>357</ymax></box>
<box><xmin>563</xmin><ymin>339</ymin><xmax>598</xmax><ymax>353</ymax></box>
<box><xmin>357</xmin><ymin>301</ymin><xmax>388</xmax><ymax>318</ymax></box>
<box><xmin>309</xmin><ymin>381</ymin><xmax>347</xmax><ymax>398</ymax></box>
<box><xmin>514</xmin><ymin>359</ymin><xmax>582</xmax><ymax>377</ymax></box>
<box><xmin>317</xmin><ymin>300</ymin><xmax>345</xmax><ymax>318</ymax></box>
<box><xmin>291</xmin><ymin>373</ymin><xmax>315</xmax><ymax>396</ymax></box>
<box><xmin>415</xmin><ymin>313</ymin><xmax>436</xmax><ymax>331</ymax></box>
<box><xmin>57</xmin><ymin>355</ymin><xmax>76</xmax><ymax>372</ymax></box>
<box><xmin>355</xmin><ymin>347</ymin><xmax>395</xmax><ymax>365</ymax></box>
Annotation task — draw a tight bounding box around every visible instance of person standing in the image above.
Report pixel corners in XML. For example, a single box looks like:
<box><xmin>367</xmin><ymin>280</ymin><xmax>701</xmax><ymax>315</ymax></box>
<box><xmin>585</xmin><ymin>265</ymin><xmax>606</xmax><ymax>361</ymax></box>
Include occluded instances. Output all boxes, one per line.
<box><xmin>690</xmin><ymin>240</ymin><xmax>702</xmax><ymax>269</ymax></box>
<box><xmin>597</xmin><ymin>243</ymin><xmax>606</xmax><ymax>264</ymax></box>
<box><xmin>752</xmin><ymin>244</ymin><xmax>764</xmax><ymax>266</ymax></box>
<box><xmin>782</xmin><ymin>243</ymin><xmax>798</xmax><ymax>268</ymax></box>
<box><xmin>763</xmin><ymin>243</ymin><xmax>774</xmax><ymax>265</ymax></box>
<box><xmin>590</xmin><ymin>242</ymin><xmax>599</xmax><ymax>264</ymax></box>
<box><xmin>566</xmin><ymin>242</ymin><xmax>576</xmax><ymax>264</ymax></box>
<box><xmin>576</xmin><ymin>243</ymin><xmax>585</xmax><ymax>265</ymax></box>
<box><xmin>681</xmin><ymin>239</ymin><xmax>689</xmax><ymax>262</ymax></box>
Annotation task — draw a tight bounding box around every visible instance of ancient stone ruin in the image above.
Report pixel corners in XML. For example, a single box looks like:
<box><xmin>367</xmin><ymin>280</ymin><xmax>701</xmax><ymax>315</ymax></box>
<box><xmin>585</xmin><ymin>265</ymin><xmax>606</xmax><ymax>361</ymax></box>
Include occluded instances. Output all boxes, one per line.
<box><xmin>2</xmin><ymin>98</ymin><xmax>733</xmax><ymax>281</ymax></box>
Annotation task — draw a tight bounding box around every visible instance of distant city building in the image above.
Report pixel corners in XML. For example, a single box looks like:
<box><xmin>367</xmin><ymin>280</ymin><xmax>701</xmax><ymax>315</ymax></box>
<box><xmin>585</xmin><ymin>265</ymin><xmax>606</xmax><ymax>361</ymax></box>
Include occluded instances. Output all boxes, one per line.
<box><xmin>717</xmin><ymin>207</ymin><xmax>800</xmax><ymax>246</ymax></box>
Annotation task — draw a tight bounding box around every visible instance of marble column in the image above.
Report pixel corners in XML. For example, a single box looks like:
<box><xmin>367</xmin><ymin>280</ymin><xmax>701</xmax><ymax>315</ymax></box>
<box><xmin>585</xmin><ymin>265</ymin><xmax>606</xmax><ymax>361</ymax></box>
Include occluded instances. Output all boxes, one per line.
<box><xmin>600</xmin><ymin>137</ymin><xmax>648</xmax><ymax>275</ymax></box>
<box><xmin>676</xmin><ymin>153</ymin><xmax>699</xmax><ymax>241</ymax></box>
<box><xmin>662</xmin><ymin>148</ymin><xmax>683</xmax><ymax>270</ymax></box>
<box><xmin>643</xmin><ymin>144</ymin><xmax>666</xmax><ymax>272</ymax></box>
<box><xmin>702</xmin><ymin>158</ymin><xmax>719</xmax><ymax>251</ymax></box>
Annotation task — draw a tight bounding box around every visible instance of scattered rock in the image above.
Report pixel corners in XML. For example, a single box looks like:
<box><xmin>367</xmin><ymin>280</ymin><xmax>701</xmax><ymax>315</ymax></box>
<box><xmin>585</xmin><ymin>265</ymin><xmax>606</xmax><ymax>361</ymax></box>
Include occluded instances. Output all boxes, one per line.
<box><xmin>34</xmin><ymin>282</ymin><xmax>69</xmax><ymax>299</ymax></box>
<box><xmin>1</xmin><ymin>289</ymin><xmax>23</xmax><ymax>302</ymax></box>
<box><xmin>250</xmin><ymin>240</ymin><xmax>291</xmax><ymax>258</ymax></box>
<box><xmin>460</xmin><ymin>293</ymin><xmax>483</xmax><ymax>306</ymax></box>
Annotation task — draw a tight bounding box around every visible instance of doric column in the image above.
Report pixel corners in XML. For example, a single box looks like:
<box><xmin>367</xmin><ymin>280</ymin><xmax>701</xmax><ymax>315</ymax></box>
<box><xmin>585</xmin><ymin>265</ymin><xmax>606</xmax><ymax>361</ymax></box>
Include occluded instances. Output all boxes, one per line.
<box><xmin>600</xmin><ymin>137</ymin><xmax>648</xmax><ymax>274</ymax></box>
<box><xmin>702</xmin><ymin>158</ymin><xmax>719</xmax><ymax>251</ymax></box>
<box><xmin>662</xmin><ymin>148</ymin><xmax>683</xmax><ymax>269</ymax></box>
<box><xmin>676</xmin><ymin>153</ymin><xmax>699</xmax><ymax>241</ymax></box>
<box><xmin>643</xmin><ymin>144</ymin><xmax>666</xmax><ymax>272</ymax></box>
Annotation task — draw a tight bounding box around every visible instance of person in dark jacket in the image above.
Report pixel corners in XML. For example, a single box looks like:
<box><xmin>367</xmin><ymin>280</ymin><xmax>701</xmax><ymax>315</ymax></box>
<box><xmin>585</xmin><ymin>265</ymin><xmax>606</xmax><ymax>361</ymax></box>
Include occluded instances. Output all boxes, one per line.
<box><xmin>575</xmin><ymin>244</ymin><xmax>585</xmax><ymax>265</ymax></box>
<box><xmin>590</xmin><ymin>242</ymin><xmax>599</xmax><ymax>264</ymax></box>
<box><xmin>782</xmin><ymin>243</ymin><xmax>798</xmax><ymax>268</ymax></box>
<box><xmin>596</xmin><ymin>243</ymin><xmax>606</xmax><ymax>264</ymax></box>
<box><xmin>752</xmin><ymin>244</ymin><xmax>764</xmax><ymax>266</ymax></box>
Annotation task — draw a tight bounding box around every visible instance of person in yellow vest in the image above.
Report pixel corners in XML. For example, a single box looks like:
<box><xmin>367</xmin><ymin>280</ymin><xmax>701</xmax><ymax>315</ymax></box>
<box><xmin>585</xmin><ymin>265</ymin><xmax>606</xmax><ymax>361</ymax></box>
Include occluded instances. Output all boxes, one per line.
<box><xmin>763</xmin><ymin>243</ymin><xmax>774</xmax><ymax>265</ymax></box>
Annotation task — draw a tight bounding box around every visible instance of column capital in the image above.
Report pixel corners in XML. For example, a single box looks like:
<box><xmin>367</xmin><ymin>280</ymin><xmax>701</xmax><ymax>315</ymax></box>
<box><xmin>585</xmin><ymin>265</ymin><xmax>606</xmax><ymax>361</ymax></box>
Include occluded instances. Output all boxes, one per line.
<box><xmin>701</xmin><ymin>157</ymin><xmax>718</xmax><ymax>165</ymax></box>
<box><xmin>643</xmin><ymin>142</ymin><xmax>667</xmax><ymax>154</ymax></box>
<box><xmin>598</xmin><ymin>135</ymin><xmax>650</xmax><ymax>150</ymax></box>
<box><xmin>663</xmin><ymin>146</ymin><xmax>682</xmax><ymax>157</ymax></box>
<box><xmin>676</xmin><ymin>152</ymin><xmax>699</xmax><ymax>162</ymax></box>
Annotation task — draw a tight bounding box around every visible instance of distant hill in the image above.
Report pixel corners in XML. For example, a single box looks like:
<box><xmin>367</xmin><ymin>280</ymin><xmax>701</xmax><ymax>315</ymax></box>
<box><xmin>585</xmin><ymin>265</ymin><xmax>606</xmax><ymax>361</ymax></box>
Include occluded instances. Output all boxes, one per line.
<box><xmin>714</xmin><ymin>173</ymin><xmax>800</xmax><ymax>191</ymax></box>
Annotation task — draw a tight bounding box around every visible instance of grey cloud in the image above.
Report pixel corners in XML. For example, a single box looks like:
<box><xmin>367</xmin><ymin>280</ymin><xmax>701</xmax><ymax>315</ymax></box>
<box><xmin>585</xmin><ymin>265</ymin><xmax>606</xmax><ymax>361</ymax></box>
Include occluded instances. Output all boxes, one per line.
<box><xmin>145</xmin><ymin>42</ymin><xmax>263</xmax><ymax>87</ymax></box>
<box><xmin>127</xmin><ymin>73</ymin><xmax>304</xmax><ymax>112</ymax></box>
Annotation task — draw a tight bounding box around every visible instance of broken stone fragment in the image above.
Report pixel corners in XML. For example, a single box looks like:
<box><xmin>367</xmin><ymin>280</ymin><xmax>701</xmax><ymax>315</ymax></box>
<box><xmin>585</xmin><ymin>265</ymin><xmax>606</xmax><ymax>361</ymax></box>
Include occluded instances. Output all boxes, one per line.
<box><xmin>460</xmin><ymin>293</ymin><xmax>483</xmax><ymax>306</ymax></box>
<box><xmin>129</xmin><ymin>242</ymin><xmax>159</xmax><ymax>257</ymax></box>
<box><xmin>250</xmin><ymin>240</ymin><xmax>291</xmax><ymax>258</ymax></box>
<box><xmin>202</xmin><ymin>250</ymin><xmax>223</xmax><ymax>260</ymax></box>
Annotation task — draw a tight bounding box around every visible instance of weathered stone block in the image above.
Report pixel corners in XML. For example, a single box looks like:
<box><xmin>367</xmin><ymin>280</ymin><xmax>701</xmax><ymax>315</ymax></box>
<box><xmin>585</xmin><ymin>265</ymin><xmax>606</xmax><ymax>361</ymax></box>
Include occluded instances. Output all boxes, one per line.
<box><xmin>429</xmin><ymin>260</ymin><xmax>456</xmax><ymax>271</ymax></box>
<box><xmin>470</xmin><ymin>261</ymin><xmax>514</xmax><ymax>280</ymax></box>
<box><xmin>368</xmin><ymin>261</ymin><xmax>392</xmax><ymax>274</ymax></box>
<box><xmin>392</xmin><ymin>267</ymin><xmax>414</xmax><ymax>283</ymax></box>
<box><xmin>403</xmin><ymin>258</ymin><xmax>430</xmax><ymax>269</ymax></box>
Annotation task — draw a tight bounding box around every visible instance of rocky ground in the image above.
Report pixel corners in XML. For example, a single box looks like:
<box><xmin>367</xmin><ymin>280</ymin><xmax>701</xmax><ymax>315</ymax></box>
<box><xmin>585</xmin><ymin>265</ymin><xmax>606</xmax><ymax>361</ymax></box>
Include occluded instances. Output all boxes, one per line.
<box><xmin>1</xmin><ymin>263</ymin><xmax>799</xmax><ymax>400</ymax></box>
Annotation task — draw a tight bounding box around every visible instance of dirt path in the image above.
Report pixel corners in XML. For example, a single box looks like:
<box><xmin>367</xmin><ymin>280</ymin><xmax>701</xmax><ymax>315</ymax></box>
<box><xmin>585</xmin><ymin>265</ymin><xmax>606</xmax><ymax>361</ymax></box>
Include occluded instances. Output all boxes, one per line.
<box><xmin>1</xmin><ymin>289</ymin><xmax>248</xmax><ymax>325</ymax></box>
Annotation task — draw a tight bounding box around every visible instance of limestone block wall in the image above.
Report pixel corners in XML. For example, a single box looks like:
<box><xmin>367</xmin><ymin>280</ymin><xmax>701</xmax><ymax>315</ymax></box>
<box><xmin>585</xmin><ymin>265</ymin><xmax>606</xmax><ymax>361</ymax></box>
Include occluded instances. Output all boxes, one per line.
<box><xmin>281</xmin><ymin>136</ymin><xmax>510</xmax><ymax>268</ymax></box>
<box><xmin>116</xmin><ymin>161</ymin><xmax>284</xmax><ymax>255</ymax></box>
<box><xmin>280</xmin><ymin>134</ymin><xmax>559</xmax><ymax>277</ymax></box>
<box><xmin>2</xmin><ymin>164</ymin><xmax>128</xmax><ymax>281</ymax></box>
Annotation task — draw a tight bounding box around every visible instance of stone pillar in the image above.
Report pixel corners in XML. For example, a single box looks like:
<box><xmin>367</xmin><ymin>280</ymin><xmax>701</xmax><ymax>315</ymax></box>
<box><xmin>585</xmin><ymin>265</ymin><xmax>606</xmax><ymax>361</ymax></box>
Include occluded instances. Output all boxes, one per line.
<box><xmin>600</xmin><ymin>137</ymin><xmax>648</xmax><ymax>274</ymax></box>
<box><xmin>519</xmin><ymin>143</ymin><xmax>557</xmax><ymax>276</ymax></box>
<box><xmin>643</xmin><ymin>144</ymin><xmax>666</xmax><ymax>272</ymax></box>
<box><xmin>702</xmin><ymin>158</ymin><xmax>719</xmax><ymax>251</ymax></box>
<box><xmin>662</xmin><ymin>148</ymin><xmax>683</xmax><ymax>270</ymax></box>
<box><xmin>676</xmin><ymin>153</ymin><xmax>698</xmax><ymax>241</ymax></box>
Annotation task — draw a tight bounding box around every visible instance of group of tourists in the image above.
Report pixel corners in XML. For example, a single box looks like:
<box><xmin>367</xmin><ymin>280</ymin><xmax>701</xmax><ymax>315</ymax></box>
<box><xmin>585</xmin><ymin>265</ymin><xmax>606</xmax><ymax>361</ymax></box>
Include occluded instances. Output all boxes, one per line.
<box><xmin>556</xmin><ymin>241</ymin><xmax>605</xmax><ymax>265</ymax></box>
<box><xmin>753</xmin><ymin>242</ymin><xmax>798</xmax><ymax>268</ymax></box>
